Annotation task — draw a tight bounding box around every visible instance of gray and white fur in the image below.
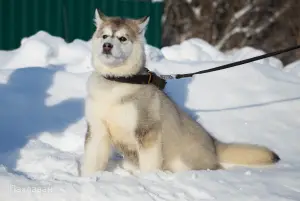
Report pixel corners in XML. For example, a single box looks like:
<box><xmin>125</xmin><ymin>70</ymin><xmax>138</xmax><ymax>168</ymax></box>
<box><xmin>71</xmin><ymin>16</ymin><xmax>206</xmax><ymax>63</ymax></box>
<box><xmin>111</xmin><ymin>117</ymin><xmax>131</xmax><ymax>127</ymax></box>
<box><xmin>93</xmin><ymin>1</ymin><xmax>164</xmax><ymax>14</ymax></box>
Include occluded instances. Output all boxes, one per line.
<box><xmin>80</xmin><ymin>9</ymin><xmax>280</xmax><ymax>176</ymax></box>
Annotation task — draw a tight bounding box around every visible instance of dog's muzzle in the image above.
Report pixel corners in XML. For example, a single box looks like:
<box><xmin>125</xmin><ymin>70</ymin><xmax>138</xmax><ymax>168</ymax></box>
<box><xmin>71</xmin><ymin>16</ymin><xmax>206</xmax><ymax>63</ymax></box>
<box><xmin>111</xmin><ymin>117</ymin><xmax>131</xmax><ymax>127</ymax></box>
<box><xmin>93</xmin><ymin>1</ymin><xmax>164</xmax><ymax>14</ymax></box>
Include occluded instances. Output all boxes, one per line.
<box><xmin>103</xmin><ymin>42</ymin><xmax>113</xmax><ymax>54</ymax></box>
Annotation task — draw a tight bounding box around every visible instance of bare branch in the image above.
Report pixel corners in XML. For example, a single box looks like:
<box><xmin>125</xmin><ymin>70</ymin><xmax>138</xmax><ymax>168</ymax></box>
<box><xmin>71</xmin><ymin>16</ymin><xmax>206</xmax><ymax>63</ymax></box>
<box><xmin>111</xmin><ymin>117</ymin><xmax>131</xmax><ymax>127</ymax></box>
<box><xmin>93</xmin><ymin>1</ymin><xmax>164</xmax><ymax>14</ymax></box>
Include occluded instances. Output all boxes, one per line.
<box><xmin>255</xmin><ymin>2</ymin><xmax>291</xmax><ymax>34</ymax></box>
<box><xmin>216</xmin><ymin>27</ymin><xmax>249</xmax><ymax>49</ymax></box>
<box><xmin>230</xmin><ymin>4</ymin><xmax>253</xmax><ymax>24</ymax></box>
<box><xmin>222</xmin><ymin>2</ymin><xmax>255</xmax><ymax>39</ymax></box>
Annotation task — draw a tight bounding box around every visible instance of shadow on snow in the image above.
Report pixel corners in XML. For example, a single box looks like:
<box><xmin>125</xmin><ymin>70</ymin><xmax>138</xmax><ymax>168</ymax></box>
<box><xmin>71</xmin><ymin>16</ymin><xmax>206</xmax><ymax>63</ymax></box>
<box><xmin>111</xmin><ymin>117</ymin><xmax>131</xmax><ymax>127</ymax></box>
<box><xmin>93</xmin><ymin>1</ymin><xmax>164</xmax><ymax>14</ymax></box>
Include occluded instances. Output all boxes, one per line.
<box><xmin>0</xmin><ymin>67</ymin><xmax>84</xmax><ymax>172</ymax></box>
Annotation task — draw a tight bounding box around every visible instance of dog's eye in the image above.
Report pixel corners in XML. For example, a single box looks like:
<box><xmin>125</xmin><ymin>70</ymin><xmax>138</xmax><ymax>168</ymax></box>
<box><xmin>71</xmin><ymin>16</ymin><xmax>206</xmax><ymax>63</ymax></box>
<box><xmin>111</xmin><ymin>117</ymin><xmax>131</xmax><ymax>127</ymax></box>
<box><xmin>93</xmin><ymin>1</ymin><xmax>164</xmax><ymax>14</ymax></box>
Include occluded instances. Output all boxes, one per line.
<box><xmin>119</xmin><ymin>37</ymin><xmax>127</xmax><ymax>42</ymax></box>
<box><xmin>102</xmin><ymin>35</ymin><xmax>108</xmax><ymax>39</ymax></box>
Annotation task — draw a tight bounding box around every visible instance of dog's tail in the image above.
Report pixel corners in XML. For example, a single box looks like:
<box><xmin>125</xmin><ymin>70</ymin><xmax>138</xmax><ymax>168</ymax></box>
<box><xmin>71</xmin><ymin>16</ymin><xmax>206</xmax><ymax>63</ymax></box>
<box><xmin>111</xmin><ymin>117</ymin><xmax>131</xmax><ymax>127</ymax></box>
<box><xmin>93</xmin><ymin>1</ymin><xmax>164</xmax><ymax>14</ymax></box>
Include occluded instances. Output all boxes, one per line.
<box><xmin>215</xmin><ymin>141</ymin><xmax>280</xmax><ymax>166</ymax></box>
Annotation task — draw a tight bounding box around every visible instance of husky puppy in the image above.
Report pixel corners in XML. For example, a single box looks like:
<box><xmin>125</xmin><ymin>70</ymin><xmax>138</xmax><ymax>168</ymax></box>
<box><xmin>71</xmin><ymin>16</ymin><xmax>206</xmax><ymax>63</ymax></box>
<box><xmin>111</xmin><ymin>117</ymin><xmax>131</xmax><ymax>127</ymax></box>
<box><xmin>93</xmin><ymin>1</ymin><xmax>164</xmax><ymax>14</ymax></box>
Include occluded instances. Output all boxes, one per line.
<box><xmin>80</xmin><ymin>9</ymin><xmax>280</xmax><ymax>176</ymax></box>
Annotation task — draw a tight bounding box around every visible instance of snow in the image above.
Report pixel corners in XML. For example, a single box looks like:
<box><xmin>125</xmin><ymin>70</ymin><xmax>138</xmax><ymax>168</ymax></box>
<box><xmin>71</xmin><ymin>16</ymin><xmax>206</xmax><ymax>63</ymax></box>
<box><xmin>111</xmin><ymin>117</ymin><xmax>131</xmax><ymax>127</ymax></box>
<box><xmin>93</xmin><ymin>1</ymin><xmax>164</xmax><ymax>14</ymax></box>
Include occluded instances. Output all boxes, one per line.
<box><xmin>0</xmin><ymin>31</ymin><xmax>300</xmax><ymax>200</ymax></box>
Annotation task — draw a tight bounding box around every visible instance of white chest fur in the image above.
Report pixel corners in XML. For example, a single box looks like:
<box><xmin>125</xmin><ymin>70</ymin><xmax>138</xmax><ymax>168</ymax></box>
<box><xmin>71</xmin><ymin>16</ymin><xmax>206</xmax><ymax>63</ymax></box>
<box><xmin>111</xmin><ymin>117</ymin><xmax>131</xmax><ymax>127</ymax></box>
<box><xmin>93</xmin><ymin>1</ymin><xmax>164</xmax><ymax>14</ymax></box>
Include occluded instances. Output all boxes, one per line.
<box><xmin>85</xmin><ymin>73</ymin><xmax>140</xmax><ymax>148</ymax></box>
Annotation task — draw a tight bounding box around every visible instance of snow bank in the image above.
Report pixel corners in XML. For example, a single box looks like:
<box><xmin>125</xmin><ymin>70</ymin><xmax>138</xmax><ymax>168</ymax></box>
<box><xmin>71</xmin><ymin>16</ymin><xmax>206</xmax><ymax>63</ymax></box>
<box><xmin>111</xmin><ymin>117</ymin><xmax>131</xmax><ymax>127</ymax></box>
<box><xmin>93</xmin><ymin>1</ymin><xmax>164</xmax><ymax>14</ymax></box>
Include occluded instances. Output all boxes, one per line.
<box><xmin>0</xmin><ymin>31</ymin><xmax>92</xmax><ymax>73</ymax></box>
<box><xmin>0</xmin><ymin>31</ymin><xmax>300</xmax><ymax>201</ymax></box>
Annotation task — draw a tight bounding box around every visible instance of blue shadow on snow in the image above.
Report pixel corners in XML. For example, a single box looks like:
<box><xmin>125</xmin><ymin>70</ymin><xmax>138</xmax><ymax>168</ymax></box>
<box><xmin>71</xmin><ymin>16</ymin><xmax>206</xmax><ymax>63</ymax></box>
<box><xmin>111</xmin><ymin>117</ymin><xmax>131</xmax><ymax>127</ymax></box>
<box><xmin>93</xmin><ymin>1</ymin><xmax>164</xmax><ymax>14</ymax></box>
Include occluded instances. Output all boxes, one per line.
<box><xmin>0</xmin><ymin>67</ymin><xmax>84</xmax><ymax>171</ymax></box>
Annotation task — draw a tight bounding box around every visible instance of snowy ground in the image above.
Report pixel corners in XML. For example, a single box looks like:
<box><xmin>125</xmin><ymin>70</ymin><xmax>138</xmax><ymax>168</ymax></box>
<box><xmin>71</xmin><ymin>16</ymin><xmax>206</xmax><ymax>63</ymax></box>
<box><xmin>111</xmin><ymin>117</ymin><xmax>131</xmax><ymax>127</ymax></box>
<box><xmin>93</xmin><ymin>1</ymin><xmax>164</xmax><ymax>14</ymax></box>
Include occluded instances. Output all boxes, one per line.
<box><xmin>0</xmin><ymin>31</ymin><xmax>300</xmax><ymax>201</ymax></box>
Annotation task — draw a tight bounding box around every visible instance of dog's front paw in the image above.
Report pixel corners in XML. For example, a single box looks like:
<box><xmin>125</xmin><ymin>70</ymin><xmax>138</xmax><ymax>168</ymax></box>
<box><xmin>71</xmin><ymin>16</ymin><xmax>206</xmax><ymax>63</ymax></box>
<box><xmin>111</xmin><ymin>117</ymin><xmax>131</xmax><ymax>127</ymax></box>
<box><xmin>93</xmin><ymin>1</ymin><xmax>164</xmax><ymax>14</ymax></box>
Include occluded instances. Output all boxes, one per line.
<box><xmin>80</xmin><ymin>164</ymin><xmax>98</xmax><ymax>177</ymax></box>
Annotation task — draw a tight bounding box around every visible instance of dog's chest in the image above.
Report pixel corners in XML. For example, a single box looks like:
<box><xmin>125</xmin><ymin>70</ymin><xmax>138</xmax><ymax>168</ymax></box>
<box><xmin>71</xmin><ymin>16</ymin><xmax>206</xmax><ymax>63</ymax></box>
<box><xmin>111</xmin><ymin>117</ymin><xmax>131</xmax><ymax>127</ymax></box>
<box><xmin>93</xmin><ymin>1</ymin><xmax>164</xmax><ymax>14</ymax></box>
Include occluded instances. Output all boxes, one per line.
<box><xmin>86</xmin><ymin>84</ymin><xmax>139</xmax><ymax>149</ymax></box>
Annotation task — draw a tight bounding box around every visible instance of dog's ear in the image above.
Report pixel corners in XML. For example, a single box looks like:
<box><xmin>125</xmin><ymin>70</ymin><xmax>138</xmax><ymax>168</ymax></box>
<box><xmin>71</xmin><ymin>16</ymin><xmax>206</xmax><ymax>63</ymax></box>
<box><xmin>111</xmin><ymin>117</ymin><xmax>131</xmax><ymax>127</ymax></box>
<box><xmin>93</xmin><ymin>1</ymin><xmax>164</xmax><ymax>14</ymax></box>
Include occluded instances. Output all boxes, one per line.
<box><xmin>135</xmin><ymin>16</ymin><xmax>150</xmax><ymax>36</ymax></box>
<box><xmin>94</xmin><ymin>8</ymin><xmax>107</xmax><ymax>27</ymax></box>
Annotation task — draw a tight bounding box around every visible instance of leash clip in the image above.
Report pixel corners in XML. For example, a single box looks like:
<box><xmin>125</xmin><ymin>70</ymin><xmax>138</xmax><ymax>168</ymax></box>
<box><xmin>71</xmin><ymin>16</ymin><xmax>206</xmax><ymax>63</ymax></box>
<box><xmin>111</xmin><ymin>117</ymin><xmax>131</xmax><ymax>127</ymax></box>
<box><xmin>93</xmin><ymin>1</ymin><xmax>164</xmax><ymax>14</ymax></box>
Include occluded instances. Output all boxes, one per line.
<box><xmin>160</xmin><ymin>74</ymin><xmax>176</xmax><ymax>80</ymax></box>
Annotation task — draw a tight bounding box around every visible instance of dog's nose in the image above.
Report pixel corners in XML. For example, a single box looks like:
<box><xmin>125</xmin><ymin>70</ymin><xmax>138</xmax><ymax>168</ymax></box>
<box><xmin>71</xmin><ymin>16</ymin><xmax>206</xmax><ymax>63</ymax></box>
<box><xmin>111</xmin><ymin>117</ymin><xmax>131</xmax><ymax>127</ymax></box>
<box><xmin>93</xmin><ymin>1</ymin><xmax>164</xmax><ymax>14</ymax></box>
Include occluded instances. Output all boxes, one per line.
<box><xmin>103</xmin><ymin>43</ymin><xmax>113</xmax><ymax>53</ymax></box>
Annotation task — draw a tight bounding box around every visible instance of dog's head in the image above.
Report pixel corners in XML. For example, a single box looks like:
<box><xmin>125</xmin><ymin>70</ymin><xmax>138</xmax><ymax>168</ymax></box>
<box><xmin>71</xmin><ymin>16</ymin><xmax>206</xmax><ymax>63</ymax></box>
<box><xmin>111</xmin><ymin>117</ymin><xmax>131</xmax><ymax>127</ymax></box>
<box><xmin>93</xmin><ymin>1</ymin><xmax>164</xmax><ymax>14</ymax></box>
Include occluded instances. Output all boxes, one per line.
<box><xmin>91</xmin><ymin>9</ymin><xmax>149</xmax><ymax>76</ymax></box>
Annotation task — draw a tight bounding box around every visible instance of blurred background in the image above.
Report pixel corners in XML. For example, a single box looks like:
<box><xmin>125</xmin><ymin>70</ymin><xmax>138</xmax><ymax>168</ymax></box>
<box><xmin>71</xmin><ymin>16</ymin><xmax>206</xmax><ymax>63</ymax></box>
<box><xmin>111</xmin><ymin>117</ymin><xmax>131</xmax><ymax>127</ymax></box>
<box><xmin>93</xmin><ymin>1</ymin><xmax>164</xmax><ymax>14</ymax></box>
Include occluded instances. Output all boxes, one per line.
<box><xmin>1</xmin><ymin>0</ymin><xmax>300</xmax><ymax>65</ymax></box>
<box><xmin>162</xmin><ymin>0</ymin><xmax>300</xmax><ymax>65</ymax></box>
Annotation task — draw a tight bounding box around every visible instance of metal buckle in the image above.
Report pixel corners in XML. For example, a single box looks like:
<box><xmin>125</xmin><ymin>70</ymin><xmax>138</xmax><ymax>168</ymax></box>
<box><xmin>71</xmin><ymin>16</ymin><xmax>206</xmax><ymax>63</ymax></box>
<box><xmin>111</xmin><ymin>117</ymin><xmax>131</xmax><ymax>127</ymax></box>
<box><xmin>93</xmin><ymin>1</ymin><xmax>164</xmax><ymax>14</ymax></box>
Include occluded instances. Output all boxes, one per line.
<box><xmin>147</xmin><ymin>72</ymin><xmax>152</xmax><ymax>84</ymax></box>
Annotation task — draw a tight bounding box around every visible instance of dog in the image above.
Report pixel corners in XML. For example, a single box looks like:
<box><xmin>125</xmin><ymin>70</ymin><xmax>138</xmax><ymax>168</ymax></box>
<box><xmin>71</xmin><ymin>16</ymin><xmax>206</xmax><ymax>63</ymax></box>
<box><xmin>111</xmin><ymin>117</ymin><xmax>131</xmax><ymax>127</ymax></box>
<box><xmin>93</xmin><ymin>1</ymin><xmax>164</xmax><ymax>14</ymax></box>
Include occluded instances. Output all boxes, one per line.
<box><xmin>80</xmin><ymin>9</ymin><xmax>280</xmax><ymax>176</ymax></box>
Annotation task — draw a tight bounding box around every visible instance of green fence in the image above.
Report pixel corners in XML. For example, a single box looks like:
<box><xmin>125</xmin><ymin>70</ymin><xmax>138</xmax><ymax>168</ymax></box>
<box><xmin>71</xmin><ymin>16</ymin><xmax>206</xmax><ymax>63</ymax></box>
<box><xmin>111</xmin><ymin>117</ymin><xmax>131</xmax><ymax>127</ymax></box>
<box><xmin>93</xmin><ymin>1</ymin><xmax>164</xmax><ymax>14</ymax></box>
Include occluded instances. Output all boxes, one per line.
<box><xmin>0</xmin><ymin>0</ymin><xmax>163</xmax><ymax>50</ymax></box>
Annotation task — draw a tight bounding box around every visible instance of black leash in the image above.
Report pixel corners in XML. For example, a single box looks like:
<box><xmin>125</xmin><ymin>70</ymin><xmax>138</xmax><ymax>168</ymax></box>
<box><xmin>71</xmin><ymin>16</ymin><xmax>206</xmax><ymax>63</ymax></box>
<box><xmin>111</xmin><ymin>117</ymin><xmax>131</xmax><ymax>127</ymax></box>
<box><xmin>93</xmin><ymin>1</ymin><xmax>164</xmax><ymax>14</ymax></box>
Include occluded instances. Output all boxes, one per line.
<box><xmin>103</xmin><ymin>44</ymin><xmax>300</xmax><ymax>90</ymax></box>
<box><xmin>171</xmin><ymin>44</ymin><xmax>300</xmax><ymax>79</ymax></box>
